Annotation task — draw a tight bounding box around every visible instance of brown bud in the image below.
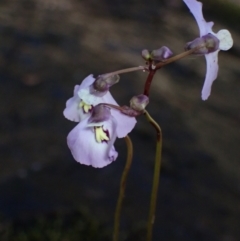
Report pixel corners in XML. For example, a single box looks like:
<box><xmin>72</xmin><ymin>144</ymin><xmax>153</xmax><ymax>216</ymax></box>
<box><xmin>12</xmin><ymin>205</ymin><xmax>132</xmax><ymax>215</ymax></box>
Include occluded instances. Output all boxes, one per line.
<box><xmin>130</xmin><ymin>94</ymin><xmax>149</xmax><ymax>112</ymax></box>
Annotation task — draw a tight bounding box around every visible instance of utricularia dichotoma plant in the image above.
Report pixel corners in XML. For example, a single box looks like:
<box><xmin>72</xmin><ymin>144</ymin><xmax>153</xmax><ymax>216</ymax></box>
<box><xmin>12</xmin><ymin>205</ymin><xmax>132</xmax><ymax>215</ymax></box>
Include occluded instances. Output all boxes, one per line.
<box><xmin>63</xmin><ymin>0</ymin><xmax>233</xmax><ymax>240</ymax></box>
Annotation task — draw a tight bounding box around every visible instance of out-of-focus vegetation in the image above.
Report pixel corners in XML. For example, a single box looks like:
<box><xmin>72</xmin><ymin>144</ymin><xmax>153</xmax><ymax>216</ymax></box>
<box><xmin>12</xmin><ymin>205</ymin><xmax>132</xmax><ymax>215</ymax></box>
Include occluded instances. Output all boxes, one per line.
<box><xmin>0</xmin><ymin>209</ymin><xmax>110</xmax><ymax>241</ymax></box>
<box><xmin>200</xmin><ymin>0</ymin><xmax>240</xmax><ymax>29</ymax></box>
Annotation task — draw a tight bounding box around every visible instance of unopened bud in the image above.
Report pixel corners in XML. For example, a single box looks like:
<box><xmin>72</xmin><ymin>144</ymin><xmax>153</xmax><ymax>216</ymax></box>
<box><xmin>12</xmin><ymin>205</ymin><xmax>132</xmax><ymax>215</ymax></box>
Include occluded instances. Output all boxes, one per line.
<box><xmin>185</xmin><ymin>33</ymin><xmax>219</xmax><ymax>54</ymax></box>
<box><xmin>141</xmin><ymin>49</ymin><xmax>151</xmax><ymax>61</ymax></box>
<box><xmin>130</xmin><ymin>94</ymin><xmax>149</xmax><ymax>112</ymax></box>
<box><xmin>91</xmin><ymin>74</ymin><xmax>120</xmax><ymax>97</ymax></box>
<box><xmin>151</xmin><ymin>46</ymin><xmax>173</xmax><ymax>61</ymax></box>
<box><xmin>88</xmin><ymin>104</ymin><xmax>111</xmax><ymax>125</ymax></box>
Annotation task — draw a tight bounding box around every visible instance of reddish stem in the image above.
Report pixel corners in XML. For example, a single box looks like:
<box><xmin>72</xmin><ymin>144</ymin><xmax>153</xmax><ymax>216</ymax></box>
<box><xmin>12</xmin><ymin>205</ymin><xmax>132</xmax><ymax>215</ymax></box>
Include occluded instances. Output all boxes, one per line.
<box><xmin>143</xmin><ymin>69</ymin><xmax>157</xmax><ymax>97</ymax></box>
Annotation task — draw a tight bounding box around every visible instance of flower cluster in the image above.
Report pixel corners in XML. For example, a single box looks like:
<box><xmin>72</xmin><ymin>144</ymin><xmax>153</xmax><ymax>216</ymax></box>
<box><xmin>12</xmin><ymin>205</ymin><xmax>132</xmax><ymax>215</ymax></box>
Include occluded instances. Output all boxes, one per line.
<box><xmin>64</xmin><ymin>0</ymin><xmax>233</xmax><ymax>168</ymax></box>
<box><xmin>63</xmin><ymin>2</ymin><xmax>233</xmax><ymax>240</ymax></box>
<box><xmin>64</xmin><ymin>74</ymin><xmax>136</xmax><ymax>168</ymax></box>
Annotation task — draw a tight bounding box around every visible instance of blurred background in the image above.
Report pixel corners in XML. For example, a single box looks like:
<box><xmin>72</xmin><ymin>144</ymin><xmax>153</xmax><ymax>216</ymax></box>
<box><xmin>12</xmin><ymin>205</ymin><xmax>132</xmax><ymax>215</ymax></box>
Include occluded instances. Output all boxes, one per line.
<box><xmin>0</xmin><ymin>0</ymin><xmax>240</xmax><ymax>240</ymax></box>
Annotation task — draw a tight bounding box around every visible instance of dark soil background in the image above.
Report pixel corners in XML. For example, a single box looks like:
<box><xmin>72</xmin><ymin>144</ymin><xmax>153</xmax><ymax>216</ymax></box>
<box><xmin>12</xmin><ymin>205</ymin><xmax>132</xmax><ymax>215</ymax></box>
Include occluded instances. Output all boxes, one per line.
<box><xmin>0</xmin><ymin>0</ymin><xmax>240</xmax><ymax>240</ymax></box>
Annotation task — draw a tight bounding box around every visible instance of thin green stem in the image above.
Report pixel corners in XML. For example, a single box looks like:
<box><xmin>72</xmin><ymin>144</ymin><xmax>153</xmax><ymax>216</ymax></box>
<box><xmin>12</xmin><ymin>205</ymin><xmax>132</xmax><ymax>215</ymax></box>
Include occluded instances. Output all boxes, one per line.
<box><xmin>106</xmin><ymin>66</ymin><xmax>146</xmax><ymax>76</ymax></box>
<box><xmin>143</xmin><ymin>48</ymin><xmax>200</xmax><ymax>96</ymax></box>
<box><xmin>113</xmin><ymin>135</ymin><xmax>133</xmax><ymax>241</ymax></box>
<box><xmin>155</xmin><ymin>46</ymin><xmax>202</xmax><ymax>69</ymax></box>
<box><xmin>144</xmin><ymin>111</ymin><xmax>162</xmax><ymax>241</ymax></box>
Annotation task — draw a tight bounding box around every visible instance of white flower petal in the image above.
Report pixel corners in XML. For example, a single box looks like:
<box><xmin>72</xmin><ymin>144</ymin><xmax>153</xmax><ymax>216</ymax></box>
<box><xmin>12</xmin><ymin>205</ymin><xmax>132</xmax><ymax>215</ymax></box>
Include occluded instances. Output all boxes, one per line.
<box><xmin>79</xmin><ymin>88</ymin><xmax>99</xmax><ymax>105</ymax></box>
<box><xmin>216</xmin><ymin>29</ymin><xmax>233</xmax><ymax>51</ymax></box>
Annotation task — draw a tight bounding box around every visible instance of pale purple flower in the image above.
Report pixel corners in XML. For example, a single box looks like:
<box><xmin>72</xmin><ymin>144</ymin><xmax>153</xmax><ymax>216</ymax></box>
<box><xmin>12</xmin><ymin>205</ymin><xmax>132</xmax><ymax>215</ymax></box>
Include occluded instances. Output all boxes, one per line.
<box><xmin>183</xmin><ymin>0</ymin><xmax>233</xmax><ymax>100</ymax></box>
<box><xmin>67</xmin><ymin>105</ymin><xmax>119</xmax><ymax>168</ymax></box>
<box><xmin>63</xmin><ymin>74</ymin><xmax>136</xmax><ymax>138</ymax></box>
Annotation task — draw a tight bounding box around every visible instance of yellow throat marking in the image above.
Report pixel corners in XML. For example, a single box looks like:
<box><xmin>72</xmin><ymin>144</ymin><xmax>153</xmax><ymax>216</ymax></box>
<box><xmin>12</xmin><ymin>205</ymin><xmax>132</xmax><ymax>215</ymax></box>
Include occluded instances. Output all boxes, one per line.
<box><xmin>94</xmin><ymin>126</ymin><xmax>109</xmax><ymax>143</ymax></box>
<box><xmin>79</xmin><ymin>100</ymin><xmax>92</xmax><ymax>113</ymax></box>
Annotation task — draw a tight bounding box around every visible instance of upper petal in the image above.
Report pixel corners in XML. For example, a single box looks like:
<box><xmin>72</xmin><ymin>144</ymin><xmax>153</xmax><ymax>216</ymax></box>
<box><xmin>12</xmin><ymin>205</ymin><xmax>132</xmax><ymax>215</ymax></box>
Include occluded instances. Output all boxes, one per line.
<box><xmin>67</xmin><ymin>118</ymin><xmax>118</xmax><ymax>168</ymax></box>
<box><xmin>80</xmin><ymin>74</ymin><xmax>95</xmax><ymax>89</ymax></box>
<box><xmin>73</xmin><ymin>85</ymin><xmax>80</xmax><ymax>95</ymax></box>
<box><xmin>183</xmin><ymin>0</ymin><xmax>214</xmax><ymax>36</ymax></box>
<box><xmin>63</xmin><ymin>95</ymin><xmax>82</xmax><ymax>122</ymax></box>
<box><xmin>201</xmin><ymin>51</ymin><xmax>219</xmax><ymax>100</ymax></box>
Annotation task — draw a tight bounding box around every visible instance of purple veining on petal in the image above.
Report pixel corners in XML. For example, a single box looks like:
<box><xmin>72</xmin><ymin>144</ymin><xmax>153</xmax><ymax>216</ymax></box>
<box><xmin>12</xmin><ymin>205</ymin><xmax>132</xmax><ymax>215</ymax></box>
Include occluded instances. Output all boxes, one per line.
<box><xmin>201</xmin><ymin>51</ymin><xmax>219</xmax><ymax>100</ymax></box>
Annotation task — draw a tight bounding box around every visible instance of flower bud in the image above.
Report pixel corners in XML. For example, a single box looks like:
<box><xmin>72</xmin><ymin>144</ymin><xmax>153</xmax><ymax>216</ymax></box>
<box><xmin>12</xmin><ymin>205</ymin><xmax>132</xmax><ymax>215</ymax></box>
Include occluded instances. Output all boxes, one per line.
<box><xmin>185</xmin><ymin>33</ymin><xmax>219</xmax><ymax>54</ymax></box>
<box><xmin>151</xmin><ymin>46</ymin><xmax>173</xmax><ymax>61</ymax></box>
<box><xmin>91</xmin><ymin>74</ymin><xmax>120</xmax><ymax>97</ymax></box>
<box><xmin>130</xmin><ymin>94</ymin><xmax>149</xmax><ymax>112</ymax></box>
<box><xmin>88</xmin><ymin>104</ymin><xmax>111</xmax><ymax>125</ymax></box>
<box><xmin>141</xmin><ymin>49</ymin><xmax>151</xmax><ymax>61</ymax></box>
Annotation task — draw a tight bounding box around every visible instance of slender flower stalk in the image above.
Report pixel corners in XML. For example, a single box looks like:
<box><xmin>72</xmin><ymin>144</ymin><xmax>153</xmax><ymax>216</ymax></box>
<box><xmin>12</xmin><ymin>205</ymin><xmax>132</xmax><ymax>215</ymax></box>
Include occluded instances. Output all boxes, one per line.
<box><xmin>183</xmin><ymin>0</ymin><xmax>233</xmax><ymax>100</ymax></box>
<box><xmin>143</xmin><ymin>47</ymin><xmax>201</xmax><ymax>97</ymax></box>
<box><xmin>155</xmin><ymin>47</ymin><xmax>200</xmax><ymax>68</ymax></box>
<box><xmin>113</xmin><ymin>135</ymin><xmax>133</xmax><ymax>241</ymax></box>
<box><xmin>144</xmin><ymin>111</ymin><xmax>162</xmax><ymax>241</ymax></box>
<box><xmin>106</xmin><ymin>66</ymin><xmax>146</xmax><ymax>76</ymax></box>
